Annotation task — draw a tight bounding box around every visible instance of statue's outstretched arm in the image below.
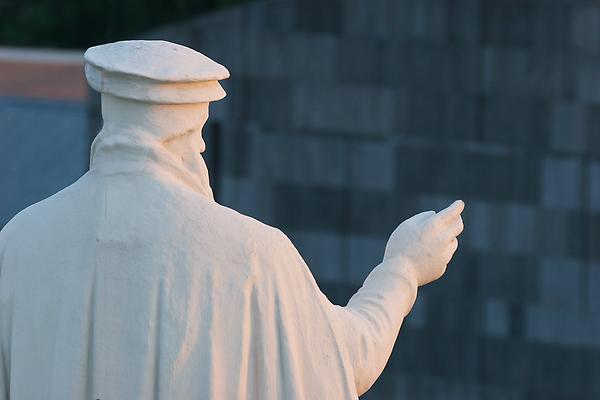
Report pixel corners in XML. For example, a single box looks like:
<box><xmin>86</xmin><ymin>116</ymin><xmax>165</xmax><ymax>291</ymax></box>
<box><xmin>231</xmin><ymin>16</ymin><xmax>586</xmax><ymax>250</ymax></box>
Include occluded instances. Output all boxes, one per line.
<box><xmin>336</xmin><ymin>200</ymin><xmax>465</xmax><ymax>395</ymax></box>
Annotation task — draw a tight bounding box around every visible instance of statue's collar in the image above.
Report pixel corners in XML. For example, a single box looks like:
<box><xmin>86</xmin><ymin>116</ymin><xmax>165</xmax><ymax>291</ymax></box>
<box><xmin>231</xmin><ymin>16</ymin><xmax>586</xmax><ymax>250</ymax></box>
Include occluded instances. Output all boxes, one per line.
<box><xmin>89</xmin><ymin>127</ymin><xmax>214</xmax><ymax>200</ymax></box>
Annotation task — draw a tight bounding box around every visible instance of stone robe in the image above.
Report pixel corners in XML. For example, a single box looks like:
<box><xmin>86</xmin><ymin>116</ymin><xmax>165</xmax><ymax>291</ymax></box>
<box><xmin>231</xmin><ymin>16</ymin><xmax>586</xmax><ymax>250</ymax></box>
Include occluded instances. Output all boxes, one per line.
<box><xmin>0</xmin><ymin>128</ymin><xmax>417</xmax><ymax>399</ymax></box>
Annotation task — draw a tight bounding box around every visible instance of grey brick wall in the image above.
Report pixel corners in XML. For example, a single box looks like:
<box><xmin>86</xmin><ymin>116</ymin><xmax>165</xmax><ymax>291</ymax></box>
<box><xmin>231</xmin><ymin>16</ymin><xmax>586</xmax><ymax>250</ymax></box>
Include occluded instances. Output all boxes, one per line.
<box><xmin>139</xmin><ymin>1</ymin><xmax>600</xmax><ymax>398</ymax></box>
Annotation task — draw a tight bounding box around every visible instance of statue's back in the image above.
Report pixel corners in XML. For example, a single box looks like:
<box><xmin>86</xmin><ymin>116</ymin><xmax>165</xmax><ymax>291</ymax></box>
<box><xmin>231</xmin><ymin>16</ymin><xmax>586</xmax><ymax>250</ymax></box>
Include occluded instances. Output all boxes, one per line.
<box><xmin>0</xmin><ymin>170</ymin><xmax>357</xmax><ymax>399</ymax></box>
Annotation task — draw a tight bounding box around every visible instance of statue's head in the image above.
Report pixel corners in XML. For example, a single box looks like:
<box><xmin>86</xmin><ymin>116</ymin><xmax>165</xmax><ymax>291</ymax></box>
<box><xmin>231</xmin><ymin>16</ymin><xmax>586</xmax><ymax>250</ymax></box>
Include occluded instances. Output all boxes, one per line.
<box><xmin>83</xmin><ymin>41</ymin><xmax>229</xmax><ymax>198</ymax></box>
<box><xmin>84</xmin><ymin>40</ymin><xmax>230</xmax><ymax>149</ymax></box>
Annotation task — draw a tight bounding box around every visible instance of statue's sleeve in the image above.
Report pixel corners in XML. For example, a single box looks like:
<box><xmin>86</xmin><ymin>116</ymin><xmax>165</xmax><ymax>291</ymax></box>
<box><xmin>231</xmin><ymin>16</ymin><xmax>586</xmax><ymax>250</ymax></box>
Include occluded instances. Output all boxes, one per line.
<box><xmin>335</xmin><ymin>258</ymin><xmax>418</xmax><ymax>396</ymax></box>
<box><xmin>277</xmin><ymin>233</ymin><xmax>418</xmax><ymax>396</ymax></box>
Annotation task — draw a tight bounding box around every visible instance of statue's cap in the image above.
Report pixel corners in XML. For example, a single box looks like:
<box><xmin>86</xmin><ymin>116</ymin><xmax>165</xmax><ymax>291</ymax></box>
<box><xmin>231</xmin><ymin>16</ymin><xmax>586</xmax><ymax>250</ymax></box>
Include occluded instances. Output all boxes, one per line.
<box><xmin>84</xmin><ymin>40</ymin><xmax>230</xmax><ymax>104</ymax></box>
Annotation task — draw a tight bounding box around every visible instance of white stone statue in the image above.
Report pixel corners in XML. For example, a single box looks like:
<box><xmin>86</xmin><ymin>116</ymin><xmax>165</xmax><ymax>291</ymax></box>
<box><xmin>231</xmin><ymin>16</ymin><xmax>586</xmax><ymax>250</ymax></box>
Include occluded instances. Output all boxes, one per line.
<box><xmin>0</xmin><ymin>40</ymin><xmax>464</xmax><ymax>399</ymax></box>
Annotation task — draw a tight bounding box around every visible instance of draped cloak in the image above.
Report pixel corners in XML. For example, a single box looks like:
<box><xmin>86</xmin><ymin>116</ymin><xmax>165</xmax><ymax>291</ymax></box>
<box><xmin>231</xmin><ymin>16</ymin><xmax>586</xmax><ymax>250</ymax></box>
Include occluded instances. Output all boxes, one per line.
<box><xmin>0</xmin><ymin>127</ymin><xmax>418</xmax><ymax>399</ymax></box>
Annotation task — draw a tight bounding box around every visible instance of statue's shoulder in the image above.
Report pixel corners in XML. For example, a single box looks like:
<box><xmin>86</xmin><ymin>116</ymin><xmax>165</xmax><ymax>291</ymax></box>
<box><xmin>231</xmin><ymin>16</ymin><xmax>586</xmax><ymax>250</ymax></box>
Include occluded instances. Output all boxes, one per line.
<box><xmin>211</xmin><ymin>201</ymin><xmax>283</xmax><ymax>239</ymax></box>
<box><xmin>208</xmin><ymin>201</ymin><xmax>290</xmax><ymax>252</ymax></box>
<box><xmin>0</xmin><ymin>174</ymin><xmax>89</xmax><ymax>247</ymax></box>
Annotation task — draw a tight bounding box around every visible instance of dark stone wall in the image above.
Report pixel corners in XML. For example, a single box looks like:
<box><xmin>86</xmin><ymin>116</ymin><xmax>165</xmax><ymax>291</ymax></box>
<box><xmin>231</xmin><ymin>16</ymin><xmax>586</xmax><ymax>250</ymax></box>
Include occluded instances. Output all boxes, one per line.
<box><xmin>141</xmin><ymin>1</ymin><xmax>600</xmax><ymax>398</ymax></box>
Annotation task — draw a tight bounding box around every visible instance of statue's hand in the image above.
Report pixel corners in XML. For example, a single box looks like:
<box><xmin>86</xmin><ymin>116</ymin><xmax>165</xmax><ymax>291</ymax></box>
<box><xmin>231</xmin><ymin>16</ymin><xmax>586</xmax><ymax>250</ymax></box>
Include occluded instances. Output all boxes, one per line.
<box><xmin>384</xmin><ymin>200</ymin><xmax>465</xmax><ymax>286</ymax></box>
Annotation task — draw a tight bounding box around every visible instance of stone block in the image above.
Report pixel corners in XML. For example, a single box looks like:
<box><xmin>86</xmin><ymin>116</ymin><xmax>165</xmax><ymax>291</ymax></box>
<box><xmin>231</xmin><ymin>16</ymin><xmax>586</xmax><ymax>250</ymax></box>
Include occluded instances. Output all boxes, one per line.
<box><xmin>482</xmin><ymin>384</ymin><xmax>526</xmax><ymax>400</ymax></box>
<box><xmin>539</xmin><ymin>209</ymin><xmax>588</xmax><ymax>259</ymax></box>
<box><xmin>383</xmin><ymin>44</ymin><xmax>444</xmax><ymax>89</ymax></box>
<box><xmin>574</xmin><ymin>55</ymin><xmax>600</xmax><ymax>105</ymax></box>
<box><xmin>550</xmin><ymin>102</ymin><xmax>586</xmax><ymax>153</ymax></box>
<box><xmin>350</xmin><ymin>139</ymin><xmax>395</xmax><ymax>192</ymax></box>
<box><xmin>483</xmin><ymin>46</ymin><xmax>563</xmax><ymax>98</ymax></box>
<box><xmin>342</xmin><ymin>0</ymin><xmax>390</xmax><ymax>38</ymax></box>
<box><xmin>589</xmin><ymin>263</ymin><xmax>600</xmax><ymax>313</ymax></box>
<box><xmin>218</xmin><ymin>121</ymin><xmax>252</xmax><ymax>178</ymax></box>
<box><xmin>273</xmin><ymin>184</ymin><xmax>346</xmax><ymax>232</ymax></box>
<box><xmin>390</xmin><ymin>330</ymin><xmax>427</xmax><ymax>374</ymax></box>
<box><xmin>465</xmin><ymin>150</ymin><xmax>538</xmax><ymax>203</ymax></box>
<box><xmin>252</xmin><ymin>132</ymin><xmax>349</xmax><ymax>188</ymax></box>
<box><xmin>242</xmin><ymin>1</ymin><xmax>295</xmax><ymax>33</ymax></box>
<box><xmin>295</xmin><ymin>0</ymin><xmax>342</xmax><ymax>34</ymax></box>
<box><xmin>476</xmin><ymin>253</ymin><xmax>538</xmax><ymax>304</ymax></box>
<box><xmin>349</xmin><ymin>191</ymin><xmax>420</xmax><ymax>236</ymax></box>
<box><xmin>393</xmin><ymin>91</ymin><xmax>411</xmax><ymax>134</ymax></box>
<box><xmin>242</xmin><ymin>31</ymin><xmax>288</xmax><ymax>79</ymax></box>
<box><xmin>396</xmin><ymin>146</ymin><xmax>466</xmax><ymax>197</ymax></box>
<box><xmin>462</xmin><ymin>151</ymin><xmax>516</xmax><ymax>201</ymax></box>
<box><xmin>592</xmin><ymin>215</ymin><xmax>600</xmax><ymax>262</ymax></box>
<box><xmin>447</xmin><ymin>0</ymin><xmax>481</xmax><ymax>45</ymax></box>
<box><xmin>509</xmin><ymin>303</ymin><xmax>526</xmax><ymax>338</ymax></box>
<box><xmin>565</xmin><ymin>212</ymin><xmax>587</xmax><ymax>257</ymax></box>
<box><xmin>528</xmin><ymin>343</ymin><xmax>599</xmax><ymax>399</ymax></box>
<box><xmin>501</xmin><ymin>203</ymin><xmax>536</xmax><ymax>255</ymax></box>
<box><xmin>409</xmin><ymin>0</ymin><xmax>447</xmax><ymax>43</ymax></box>
<box><xmin>532</xmin><ymin>3</ymin><xmax>572</xmax><ymax>50</ymax></box>
<box><xmin>534</xmin><ymin>209</ymin><xmax>571</xmax><ymax>258</ymax></box>
<box><xmin>511</xmin><ymin>153</ymin><xmax>542</xmax><ymax>205</ymax></box>
<box><xmin>241</xmin><ymin>78</ymin><xmax>292</xmax><ymax>129</ymax></box>
<box><xmin>426</xmin><ymin>296</ymin><xmax>482</xmax><ymax>335</ymax></box>
<box><xmin>461</xmin><ymin>200</ymin><xmax>491</xmax><ymax>252</ymax></box>
<box><xmin>483</xmin><ymin>1</ymin><xmax>533</xmax><ymax>46</ymax></box>
<box><xmin>481</xmin><ymin>338</ymin><xmax>532</xmax><ymax>387</ymax></box>
<box><xmin>420</xmin><ymin>332</ymin><xmax>481</xmax><ymax>380</ymax></box>
<box><xmin>586</xmin><ymin>105</ymin><xmax>600</xmax><ymax>157</ymax></box>
<box><xmin>336</xmin><ymin>37</ymin><xmax>383</xmax><ymax>84</ymax></box>
<box><xmin>590</xmin><ymin>162</ymin><xmax>600</xmax><ymax>213</ymax></box>
<box><xmin>402</xmin><ymin>46</ymin><xmax>441</xmax><ymax>90</ymax></box>
<box><xmin>444</xmin><ymin>46</ymin><xmax>483</xmax><ymax>94</ymax></box>
<box><xmin>406</xmin><ymin>375</ymin><xmax>482</xmax><ymax>400</ymax></box>
<box><xmin>255</xmin><ymin>132</ymin><xmax>396</xmax><ymax>192</ymax></box>
<box><xmin>482</xmin><ymin>96</ymin><xmax>551</xmax><ymax>147</ymax></box>
<box><xmin>380</xmin><ymin>43</ymin><xmax>414</xmax><ymax>88</ymax></box>
<box><xmin>346</xmin><ymin>234</ymin><xmax>386</xmax><ymax>286</ymax></box>
<box><xmin>406</xmin><ymin>92</ymin><xmax>445</xmax><ymax>137</ymax></box>
<box><xmin>538</xmin><ymin>257</ymin><xmax>582</xmax><ymax>310</ymax></box>
<box><xmin>292</xmin><ymin>82</ymin><xmax>395</xmax><ymax>135</ymax></box>
<box><xmin>525</xmin><ymin>305</ymin><xmax>600</xmax><ymax>348</ymax></box>
<box><xmin>572</xmin><ymin>5</ymin><xmax>600</xmax><ymax>52</ymax></box>
<box><xmin>344</xmin><ymin>0</ymin><xmax>448</xmax><ymax>42</ymax></box>
<box><xmin>541</xmin><ymin>157</ymin><xmax>582</xmax><ymax>211</ymax></box>
<box><xmin>184</xmin><ymin>5</ymin><xmax>244</xmax><ymax>35</ymax></box>
<box><xmin>386</xmin><ymin>0</ymin><xmax>449</xmax><ymax>44</ymax></box>
<box><xmin>392</xmin><ymin>374</ymin><xmax>409</xmax><ymax>400</ymax></box>
<box><xmin>382</xmin><ymin>43</ymin><xmax>481</xmax><ymax>94</ymax></box>
<box><xmin>288</xmin><ymin>33</ymin><xmax>338</xmax><ymax>81</ymax></box>
<box><xmin>442</xmin><ymin>95</ymin><xmax>480</xmax><ymax>140</ymax></box>
<box><xmin>493</xmin><ymin>151</ymin><xmax>540</xmax><ymax>204</ymax></box>
<box><xmin>287</xmin><ymin>230</ymin><xmax>344</xmax><ymax>283</ymax></box>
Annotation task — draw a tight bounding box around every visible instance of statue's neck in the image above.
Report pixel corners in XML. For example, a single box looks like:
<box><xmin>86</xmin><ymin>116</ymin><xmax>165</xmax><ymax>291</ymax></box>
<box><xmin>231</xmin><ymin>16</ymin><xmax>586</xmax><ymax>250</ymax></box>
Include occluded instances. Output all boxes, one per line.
<box><xmin>98</xmin><ymin>94</ymin><xmax>209</xmax><ymax>148</ymax></box>
<box><xmin>90</xmin><ymin>94</ymin><xmax>214</xmax><ymax>199</ymax></box>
